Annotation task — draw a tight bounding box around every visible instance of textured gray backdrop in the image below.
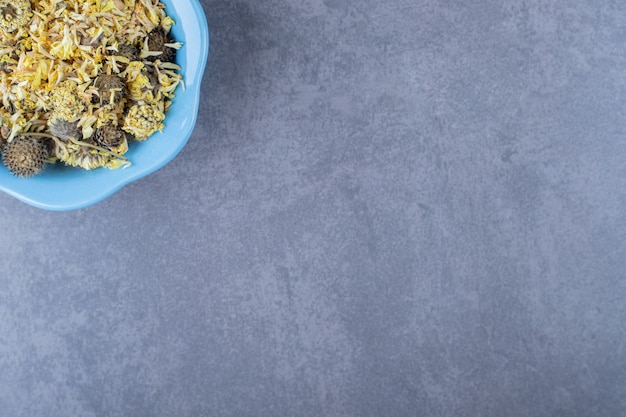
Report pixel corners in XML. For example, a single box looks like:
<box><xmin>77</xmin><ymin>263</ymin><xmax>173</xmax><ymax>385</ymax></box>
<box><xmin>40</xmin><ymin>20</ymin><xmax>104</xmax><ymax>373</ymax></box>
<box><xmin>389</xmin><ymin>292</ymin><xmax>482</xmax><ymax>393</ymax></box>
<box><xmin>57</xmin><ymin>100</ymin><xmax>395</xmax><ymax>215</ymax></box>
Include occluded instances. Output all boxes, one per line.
<box><xmin>1</xmin><ymin>0</ymin><xmax>625</xmax><ymax>416</ymax></box>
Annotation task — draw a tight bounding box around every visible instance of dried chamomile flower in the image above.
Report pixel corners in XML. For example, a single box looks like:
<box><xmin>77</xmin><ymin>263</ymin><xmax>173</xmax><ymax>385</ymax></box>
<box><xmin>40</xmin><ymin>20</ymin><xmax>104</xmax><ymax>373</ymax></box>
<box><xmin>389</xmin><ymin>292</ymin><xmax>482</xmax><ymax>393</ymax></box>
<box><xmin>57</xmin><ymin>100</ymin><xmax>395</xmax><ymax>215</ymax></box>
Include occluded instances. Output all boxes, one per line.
<box><xmin>2</xmin><ymin>135</ymin><xmax>48</xmax><ymax>178</ymax></box>
<box><xmin>57</xmin><ymin>141</ymin><xmax>109</xmax><ymax>170</ymax></box>
<box><xmin>48</xmin><ymin>117</ymin><xmax>82</xmax><ymax>142</ymax></box>
<box><xmin>122</xmin><ymin>103</ymin><xmax>165</xmax><ymax>140</ymax></box>
<box><xmin>124</xmin><ymin>61</ymin><xmax>154</xmax><ymax>102</ymax></box>
<box><xmin>0</xmin><ymin>0</ymin><xmax>32</xmax><ymax>34</ymax></box>
<box><xmin>53</xmin><ymin>140</ymin><xmax>128</xmax><ymax>171</ymax></box>
<box><xmin>49</xmin><ymin>80</ymin><xmax>85</xmax><ymax>122</ymax></box>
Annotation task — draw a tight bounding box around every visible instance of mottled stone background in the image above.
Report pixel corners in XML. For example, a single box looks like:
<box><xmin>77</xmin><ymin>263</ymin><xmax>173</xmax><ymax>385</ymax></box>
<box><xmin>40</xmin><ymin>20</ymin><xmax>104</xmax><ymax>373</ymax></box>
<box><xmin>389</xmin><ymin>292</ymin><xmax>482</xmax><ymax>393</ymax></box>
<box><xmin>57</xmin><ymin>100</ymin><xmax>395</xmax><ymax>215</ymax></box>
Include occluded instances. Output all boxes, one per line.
<box><xmin>1</xmin><ymin>0</ymin><xmax>625</xmax><ymax>416</ymax></box>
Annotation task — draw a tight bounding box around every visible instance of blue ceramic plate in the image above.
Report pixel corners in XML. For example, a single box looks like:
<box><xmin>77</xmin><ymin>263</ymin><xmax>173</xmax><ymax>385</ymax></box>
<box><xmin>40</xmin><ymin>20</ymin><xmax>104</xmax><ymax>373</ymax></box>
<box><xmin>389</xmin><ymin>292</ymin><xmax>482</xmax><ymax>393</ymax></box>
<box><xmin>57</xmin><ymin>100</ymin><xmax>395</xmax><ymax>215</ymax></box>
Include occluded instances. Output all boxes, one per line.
<box><xmin>0</xmin><ymin>0</ymin><xmax>209</xmax><ymax>211</ymax></box>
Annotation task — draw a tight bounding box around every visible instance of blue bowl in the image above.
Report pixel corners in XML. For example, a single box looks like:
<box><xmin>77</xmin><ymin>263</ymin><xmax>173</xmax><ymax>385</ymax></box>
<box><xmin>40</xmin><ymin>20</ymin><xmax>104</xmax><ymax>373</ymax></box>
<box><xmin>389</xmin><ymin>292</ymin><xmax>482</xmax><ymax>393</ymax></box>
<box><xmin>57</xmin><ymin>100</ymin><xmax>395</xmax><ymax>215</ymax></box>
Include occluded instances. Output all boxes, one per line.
<box><xmin>0</xmin><ymin>0</ymin><xmax>209</xmax><ymax>211</ymax></box>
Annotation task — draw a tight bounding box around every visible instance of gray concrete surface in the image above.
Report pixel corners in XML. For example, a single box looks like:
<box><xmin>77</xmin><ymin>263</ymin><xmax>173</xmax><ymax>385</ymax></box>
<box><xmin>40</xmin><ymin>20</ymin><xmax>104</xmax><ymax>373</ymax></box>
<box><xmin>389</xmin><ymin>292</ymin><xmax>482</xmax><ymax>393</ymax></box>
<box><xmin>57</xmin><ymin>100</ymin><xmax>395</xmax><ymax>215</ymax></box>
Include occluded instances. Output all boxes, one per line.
<box><xmin>1</xmin><ymin>0</ymin><xmax>626</xmax><ymax>416</ymax></box>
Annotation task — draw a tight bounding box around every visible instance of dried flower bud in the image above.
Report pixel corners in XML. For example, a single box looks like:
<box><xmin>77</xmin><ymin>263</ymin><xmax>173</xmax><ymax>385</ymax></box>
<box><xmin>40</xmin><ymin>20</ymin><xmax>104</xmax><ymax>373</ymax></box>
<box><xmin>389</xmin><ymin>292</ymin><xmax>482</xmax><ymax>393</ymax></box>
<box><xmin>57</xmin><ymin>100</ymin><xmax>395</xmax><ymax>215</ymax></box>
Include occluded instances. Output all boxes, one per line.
<box><xmin>2</xmin><ymin>135</ymin><xmax>48</xmax><ymax>177</ymax></box>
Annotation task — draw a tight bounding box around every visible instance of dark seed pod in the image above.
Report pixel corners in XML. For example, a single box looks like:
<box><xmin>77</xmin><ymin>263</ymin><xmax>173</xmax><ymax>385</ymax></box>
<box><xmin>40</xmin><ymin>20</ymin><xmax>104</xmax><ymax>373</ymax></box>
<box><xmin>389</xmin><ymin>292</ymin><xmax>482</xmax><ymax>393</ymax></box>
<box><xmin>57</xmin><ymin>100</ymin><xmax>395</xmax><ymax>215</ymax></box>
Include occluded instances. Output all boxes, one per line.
<box><xmin>94</xmin><ymin>74</ymin><xmax>125</xmax><ymax>107</ymax></box>
<box><xmin>144</xmin><ymin>66</ymin><xmax>160</xmax><ymax>95</ymax></box>
<box><xmin>116</xmin><ymin>42</ymin><xmax>138</xmax><ymax>69</ymax></box>
<box><xmin>44</xmin><ymin>136</ymin><xmax>56</xmax><ymax>156</ymax></box>
<box><xmin>94</xmin><ymin>124</ymin><xmax>125</xmax><ymax>151</ymax></box>
<box><xmin>146</xmin><ymin>28</ymin><xmax>176</xmax><ymax>63</ymax></box>
<box><xmin>48</xmin><ymin>117</ymin><xmax>82</xmax><ymax>141</ymax></box>
<box><xmin>2</xmin><ymin>136</ymin><xmax>48</xmax><ymax>178</ymax></box>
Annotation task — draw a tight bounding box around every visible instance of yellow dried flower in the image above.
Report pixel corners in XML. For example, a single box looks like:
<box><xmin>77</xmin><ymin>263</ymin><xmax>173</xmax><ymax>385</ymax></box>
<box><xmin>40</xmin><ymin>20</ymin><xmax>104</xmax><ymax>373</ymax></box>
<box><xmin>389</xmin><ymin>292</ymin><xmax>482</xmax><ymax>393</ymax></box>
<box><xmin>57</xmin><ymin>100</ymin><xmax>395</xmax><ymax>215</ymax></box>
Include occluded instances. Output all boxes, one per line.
<box><xmin>49</xmin><ymin>24</ymin><xmax>77</xmax><ymax>60</ymax></box>
<box><xmin>54</xmin><ymin>140</ymin><xmax>128</xmax><ymax>170</ymax></box>
<box><xmin>60</xmin><ymin>142</ymin><xmax>109</xmax><ymax>170</ymax></box>
<box><xmin>0</xmin><ymin>0</ymin><xmax>32</xmax><ymax>34</ymax></box>
<box><xmin>122</xmin><ymin>103</ymin><xmax>164</xmax><ymax>140</ymax></box>
<box><xmin>49</xmin><ymin>80</ymin><xmax>85</xmax><ymax>121</ymax></box>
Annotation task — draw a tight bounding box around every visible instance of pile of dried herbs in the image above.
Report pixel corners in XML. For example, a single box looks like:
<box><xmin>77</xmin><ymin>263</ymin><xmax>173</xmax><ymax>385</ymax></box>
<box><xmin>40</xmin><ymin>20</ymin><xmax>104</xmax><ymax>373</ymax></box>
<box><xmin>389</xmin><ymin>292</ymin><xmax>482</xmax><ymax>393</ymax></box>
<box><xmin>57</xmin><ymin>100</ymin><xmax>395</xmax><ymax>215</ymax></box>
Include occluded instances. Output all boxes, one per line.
<box><xmin>0</xmin><ymin>0</ymin><xmax>183</xmax><ymax>177</ymax></box>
